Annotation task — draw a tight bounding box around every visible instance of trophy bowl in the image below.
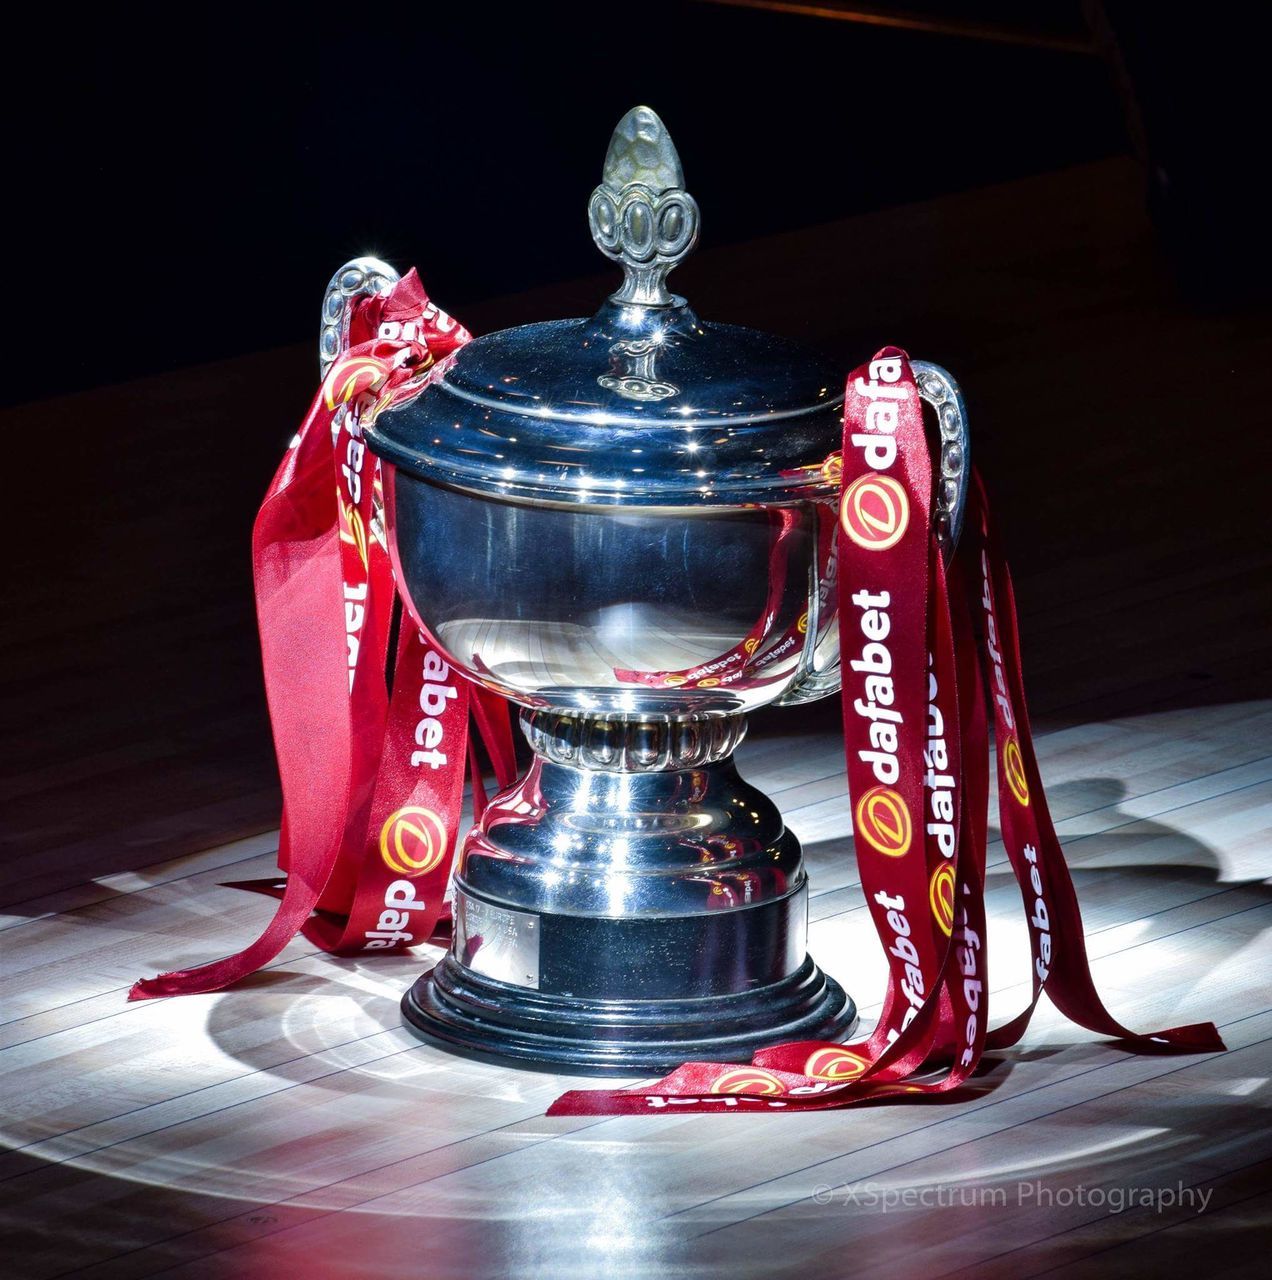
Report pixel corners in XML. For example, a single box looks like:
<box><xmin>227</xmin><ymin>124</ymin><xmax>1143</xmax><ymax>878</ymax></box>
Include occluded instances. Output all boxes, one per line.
<box><xmin>326</xmin><ymin>106</ymin><xmax>969</xmax><ymax>1072</ymax></box>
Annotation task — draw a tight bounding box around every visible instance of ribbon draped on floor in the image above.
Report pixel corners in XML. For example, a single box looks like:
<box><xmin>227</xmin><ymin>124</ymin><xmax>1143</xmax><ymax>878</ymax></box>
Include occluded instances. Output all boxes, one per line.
<box><xmin>131</xmin><ymin>275</ymin><xmax>1222</xmax><ymax>1115</ymax></box>
<box><xmin>130</xmin><ymin>272</ymin><xmax>516</xmax><ymax>999</ymax></box>
<box><xmin>550</xmin><ymin>347</ymin><xmax>1223</xmax><ymax>1115</ymax></box>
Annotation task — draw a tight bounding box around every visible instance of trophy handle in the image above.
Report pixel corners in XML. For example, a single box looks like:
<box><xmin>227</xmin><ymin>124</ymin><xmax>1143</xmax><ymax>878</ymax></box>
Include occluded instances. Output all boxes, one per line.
<box><xmin>776</xmin><ymin>359</ymin><xmax>971</xmax><ymax>708</ymax></box>
<box><xmin>911</xmin><ymin>359</ymin><xmax>971</xmax><ymax>551</ymax></box>
<box><xmin>319</xmin><ymin>256</ymin><xmax>401</xmax><ymax>376</ymax></box>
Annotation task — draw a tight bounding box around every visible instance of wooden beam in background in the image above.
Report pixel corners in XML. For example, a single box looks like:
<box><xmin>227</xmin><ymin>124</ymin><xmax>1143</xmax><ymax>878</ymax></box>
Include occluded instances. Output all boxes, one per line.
<box><xmin>695</xmin><ymin>0</ymin><xmax>1098</xmax><ymax>54</ymax></box>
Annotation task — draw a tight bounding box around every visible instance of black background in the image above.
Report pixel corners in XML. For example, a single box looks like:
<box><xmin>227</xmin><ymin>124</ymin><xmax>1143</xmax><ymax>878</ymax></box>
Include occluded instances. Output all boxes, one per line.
<box><xmin>7</xmin><ymin>0</ymin><xmax>1134</xmax><ymax>403</ymax></box>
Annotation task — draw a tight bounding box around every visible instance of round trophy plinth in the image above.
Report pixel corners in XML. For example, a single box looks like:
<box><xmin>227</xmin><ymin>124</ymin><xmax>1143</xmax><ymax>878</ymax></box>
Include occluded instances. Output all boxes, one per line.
<box><xmin>403</xmin><ymin>952</ymin><xmax>853</xmax><ymax>1075</ymax></box>
<box><xmin>400</xmin><ymin>711</ymin><xmax>857</xmax><ymax>1074</ymax></box>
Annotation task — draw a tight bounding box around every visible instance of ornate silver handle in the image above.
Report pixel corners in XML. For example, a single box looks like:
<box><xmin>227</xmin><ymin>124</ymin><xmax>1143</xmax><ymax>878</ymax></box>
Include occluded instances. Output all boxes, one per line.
<box><xmin>588</xmin><ymin>106</ymin><xmax>700</xmax><ymax>308</ymax></box>
<box><xmin>318</xmin><ymin>256</ymin><xmax>401</xmax><ymax>376</ymax></box>
<box><xmin>911</xmin><ymin>360</ymin><xmax>971</xmax><ymax>552</ymax></box>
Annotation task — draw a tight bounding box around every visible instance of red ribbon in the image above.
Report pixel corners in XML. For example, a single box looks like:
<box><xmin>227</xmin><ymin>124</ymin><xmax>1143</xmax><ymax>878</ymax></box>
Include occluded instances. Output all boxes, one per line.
<box><xmin>131</xmin><ymin>272</ymin><xmax>516</xmax><ymax>999</ymax></box>
<box><xmin>548</xmin><ymin>348</ymin><xmax>1223</xmax><ymax>1115</ymax></box>
<box><xmin>611</xmin><ymin>507</ymin><xmax>811</xmax><ymax>692</ymax></box>
<box><xmin>130</xmin><ymin>273</ymin><xmax>1221</xmax><ymax>1109</ymax></box>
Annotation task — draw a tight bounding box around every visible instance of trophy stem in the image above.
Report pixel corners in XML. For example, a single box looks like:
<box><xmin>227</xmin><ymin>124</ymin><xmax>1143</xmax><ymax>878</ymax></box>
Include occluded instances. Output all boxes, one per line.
<box><xmin>401</xmin><ymin>711</ymin><xmax>856</xmax><ymax>1073</ymax></box>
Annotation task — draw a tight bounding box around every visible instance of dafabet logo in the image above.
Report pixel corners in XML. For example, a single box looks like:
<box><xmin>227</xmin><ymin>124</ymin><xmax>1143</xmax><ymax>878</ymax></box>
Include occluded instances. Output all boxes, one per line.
<box><xmin>840</xmin><ymin>473</ymin><xmax>910</xmax><ymax>552</ymax></box>
<box><xmin>379</xmin><ymin>806</ymin><xmax>447</xmax><ymax>877</ymax></box>
<box><xmin>1002</xmin><ymin>735</ymin><xmax>1030</xmax><ymax>807</ymax></box>
<box><xmin>854</xmin><ymin>785</ymin><xmax>913</xmax><ymax>858</ymax></box>
<box><xmin>710</xmin><ymin>1068</ymin><xmax>786</xmax><ymax>1096</ymax></box>
<box><xmin>804</xmin><ymin>1048</ymin><xmax>868</xmax><ymax>1081</ymax></box>
<box><xmin>929</xmin><ymin>862</ymin><xmax>956</xmax><ymax>937</ymax></box>
<box><xmin>323</xmin><ymin>355</ymin><xmax>390</xmax><ymax>410</ymax></box>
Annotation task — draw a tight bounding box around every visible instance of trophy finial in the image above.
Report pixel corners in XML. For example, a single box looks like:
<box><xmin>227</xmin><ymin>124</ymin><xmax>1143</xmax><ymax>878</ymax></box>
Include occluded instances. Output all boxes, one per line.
<box><xmin>319</xmin><ymin>256</ymin><xmax>399</xmax><ymax>377</ymax></box>
<box><xmin>588</xmin><ymin>106</ymin><xmax>700</xmax><ymax>307</ymax></box>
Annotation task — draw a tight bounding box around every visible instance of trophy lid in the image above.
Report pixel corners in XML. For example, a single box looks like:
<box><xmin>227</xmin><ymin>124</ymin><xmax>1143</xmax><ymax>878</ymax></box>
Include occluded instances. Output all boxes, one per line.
<box><xmin>365</xmin><ymin>106</ymin><xmax>843</xmax><ymax>506</ymax></box>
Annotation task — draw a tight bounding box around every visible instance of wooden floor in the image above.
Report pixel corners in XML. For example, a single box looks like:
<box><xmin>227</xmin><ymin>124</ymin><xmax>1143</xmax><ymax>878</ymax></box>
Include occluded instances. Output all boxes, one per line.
<box><xmin>3</xmin><ymin>157</ymin><xmax>1271</xmax><ymax>1277</ymax></box>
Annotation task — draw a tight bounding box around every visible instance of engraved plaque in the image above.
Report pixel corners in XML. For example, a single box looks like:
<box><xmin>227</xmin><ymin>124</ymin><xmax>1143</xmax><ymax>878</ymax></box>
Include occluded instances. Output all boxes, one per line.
<box><xmin>454</xmin><ymin>893</ymin><xmax>541</xmax><ymax>990</ymax></box>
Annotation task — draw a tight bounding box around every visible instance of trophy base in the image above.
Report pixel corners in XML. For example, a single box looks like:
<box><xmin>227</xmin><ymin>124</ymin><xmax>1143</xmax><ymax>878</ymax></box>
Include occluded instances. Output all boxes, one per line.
<box><xmin>399</xmin><ymin>708</ymin><xmax>857</xmax><ymax>1075</ymax></box>
<box><xmin>402</xmin><ymin>951</ymin><xmax>856</xmax><ymax>1076</ymax></box>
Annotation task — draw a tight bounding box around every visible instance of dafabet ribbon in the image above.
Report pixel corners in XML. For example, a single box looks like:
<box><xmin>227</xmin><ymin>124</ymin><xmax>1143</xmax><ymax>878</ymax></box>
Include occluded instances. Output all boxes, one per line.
<box><xmin>549</xmin><ymin>348</ymin><xmax>1223</xmax><ymax>1115</ymax></box>
<box><xmin>131</xmin><ymin>272</ymin><xmax>515</xmax><ymax>998</ymax></box>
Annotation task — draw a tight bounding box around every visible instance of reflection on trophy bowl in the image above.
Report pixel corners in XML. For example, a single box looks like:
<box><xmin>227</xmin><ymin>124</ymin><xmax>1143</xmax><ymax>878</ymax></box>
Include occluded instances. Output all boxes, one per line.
<box><xmin>342</xmin><ymin>104</ymin><xmax>969</xmax><ymax>1072</ymax></box>
<box><xmin>385</xmin><ymin>475</ymin><xmax>842</xmax><ymax>717</ymax></box>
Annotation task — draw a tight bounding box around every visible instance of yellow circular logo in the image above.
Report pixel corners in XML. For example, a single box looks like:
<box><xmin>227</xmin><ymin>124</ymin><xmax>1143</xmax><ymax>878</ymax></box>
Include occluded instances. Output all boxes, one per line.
<box><xmin>698</xmin><ymin>677</ymin><xmax>722</xmax><ymax>688</ymax></box>
<box><xmin>379</xmin><ymin>806</ymin><xmax>448</xmax><ymax>877</ymax></box>
<box><xmin>663</xmin><ymin>674</ymin><xmax>688</xmax><ymax>687</ymax></box>
<box><xmin>854</xmin><ymin>785</ymin><xmax>913</xmax><ymax>858</ymax></box>
<box><xmin>803</xmin><ymin>1047</ymin><xmax>869</xmax><ymax>1081</ymax></box>
<box><xmin>840</xmin><ymin>473</ymin><xmax>910</xmax><ymax>552</ymax></box>
<box><xmin>797</xmin><ymin>611</ymin><xmax>809</xmax><ymax>635</ymax></box>
<box><xmin>709</xmin><ymin>1067</ymin><xmax>786</xmax><ymax>1096</ymax></box>
<box><xmin>323</xmin><ymin>355</ymin><xmax>389</xmax><ymax>410</ymax></box>
<box><xmin>340</xmin><ymin>501</ymin><xmax>369</xmax><ymax>571</ymax></box>
<box><xmin>743</xmin><ymin>637</ymin><xmax>760</xmax><ymax>655</ymax></box>
<box><xmin>930</xmin><ymin>862</ymin><xmax>956</xmax><ymax>937</ymax></box>
<box><xmin>1002</xmin><ymin>736</ymin><xmax>1030</xmax><ymax>807</ymax></box>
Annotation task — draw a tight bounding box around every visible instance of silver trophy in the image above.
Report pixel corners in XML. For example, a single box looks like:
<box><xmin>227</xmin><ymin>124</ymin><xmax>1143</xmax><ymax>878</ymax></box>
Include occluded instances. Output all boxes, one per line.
<box><xmin>320</xmin><ymin>106</ymin><xmax>970</xmax><ymax>1072</ymax></box>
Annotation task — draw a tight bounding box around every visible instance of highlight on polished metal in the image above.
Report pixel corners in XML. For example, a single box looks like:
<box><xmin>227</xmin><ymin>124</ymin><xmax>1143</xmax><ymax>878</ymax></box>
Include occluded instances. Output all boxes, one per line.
<box><xmin>325</xmin><ymin>105</ymin><xmax>971</xmax><ymax>1073</ymax></box>
<box><xmin>318</xmin><ymin>256</ymin><xmax>399</xmax><ymax>378</ymax></box>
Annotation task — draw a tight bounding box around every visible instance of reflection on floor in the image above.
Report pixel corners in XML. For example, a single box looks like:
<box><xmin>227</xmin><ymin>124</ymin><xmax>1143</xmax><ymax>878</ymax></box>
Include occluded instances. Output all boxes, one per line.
<box><xmin>1</xmin><ymin>693</ymin><xmax>1269</xmax><ymax>1279</ymax></box>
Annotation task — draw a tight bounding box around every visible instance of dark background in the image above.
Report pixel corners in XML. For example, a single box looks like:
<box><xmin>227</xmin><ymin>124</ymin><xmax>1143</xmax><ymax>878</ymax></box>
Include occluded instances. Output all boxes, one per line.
<box><xmin>4</xmin><ymin>1</ymin><xmax>1268</xmax><ymax>897</ymax></box>
<box><xmin>8</xmin><ymin>0</ymin><xmax>1237</xmax><ymax>404</ymax></box>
